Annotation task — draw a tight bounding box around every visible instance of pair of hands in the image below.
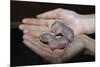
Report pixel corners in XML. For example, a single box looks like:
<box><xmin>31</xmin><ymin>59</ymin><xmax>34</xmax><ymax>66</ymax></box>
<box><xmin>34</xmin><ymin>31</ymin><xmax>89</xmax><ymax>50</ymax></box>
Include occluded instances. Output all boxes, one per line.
<box><xmin>19</xmin><ymin>8</ymin><xmax>95</xmax><ymax>63</ymax></box>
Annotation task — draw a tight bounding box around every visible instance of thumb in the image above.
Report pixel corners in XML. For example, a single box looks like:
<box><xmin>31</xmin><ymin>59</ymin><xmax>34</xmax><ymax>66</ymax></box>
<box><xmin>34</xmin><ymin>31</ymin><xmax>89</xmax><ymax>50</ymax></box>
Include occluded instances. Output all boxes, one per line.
<box><xmin>37</xmin><ymin>8</ymin><xmax>63</xmax><ymax>19</ymax></box>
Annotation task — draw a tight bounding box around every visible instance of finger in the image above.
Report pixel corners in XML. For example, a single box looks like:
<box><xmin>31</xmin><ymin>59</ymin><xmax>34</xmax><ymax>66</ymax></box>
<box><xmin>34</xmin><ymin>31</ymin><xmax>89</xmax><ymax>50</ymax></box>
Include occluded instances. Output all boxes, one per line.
<box><xmin>23</xmin><ymin>30</ymin><xmax>44</xmax><ymax>38</ymax></box>
<box><xmin>23</xmin><ymin>34</ymin><xmax>52</xmax><ymax>53</ymax></box>
<box><xmin>19</xmin><ymin>24</ymin><xmax>49</xmax><ymax>31</ymax></box>
<box><xmin>22</xmin><ymin>18</ymin><xmax>54</xmax><ymax>26</ymax></box>
<box><xmin>37</xmin><ymin>8</ymin><xmax>63</xmax><ymax>19</ymax></box>
<box><xmin>23</xmin><ymin>34</ymin><xmax>66</xmax><ymax>63</ymax></box>
<box><xmin>23</xmin><ymin>39</ymin><xmax>51</xmax><ymax>58</ymax></box>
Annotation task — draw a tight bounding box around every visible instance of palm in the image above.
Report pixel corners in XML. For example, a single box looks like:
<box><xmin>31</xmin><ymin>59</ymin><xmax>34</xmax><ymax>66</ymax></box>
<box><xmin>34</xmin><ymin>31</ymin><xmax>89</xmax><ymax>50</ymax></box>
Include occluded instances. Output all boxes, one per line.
<box><xmin>37</xmin><ymin>8</ymin><xmax>82</xmax><ymax>35</ymax></box>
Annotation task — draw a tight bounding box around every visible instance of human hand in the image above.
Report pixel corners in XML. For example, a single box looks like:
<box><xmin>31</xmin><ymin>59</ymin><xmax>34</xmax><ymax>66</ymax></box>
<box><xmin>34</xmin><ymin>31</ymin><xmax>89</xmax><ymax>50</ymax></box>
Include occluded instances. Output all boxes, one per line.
<box><xmin>36</xmin><ymin>8</ymin><xmax>82</xmax><ymax>36</ymax></box>
<box><xmin>19</xmin><ymin>8</ymin><xmax>82</xmax><ymax>38</ymax></box>
<box><xmin>37</xmin><ymin>8</ymin><xmax>95</xmax><ymax>35</ymax></box>
<box><xmin>19</xmin><ymin>20</ymin><xmax>74</xmax><ymax>49</ymax></box>
<box><xmin>19</xmin><ymin>8</ymin><xmax>95</xmax><ymax>63</ymax></box>
<box><xmin>22</xmin><ymin>33</ymin><xmax>94</xmax><ymax>63</ymax></box>
<box><xmin>19</xmin><ymin>18</ymin><xmax>53</xmax><ymax>38</ymax></box>
<box><xmin>19</xmin><ymin>8</ymin><xmax>95</xmax><ymax>39</ymax></box>
<box><xmin>19</xmin><ymin>19</ymin><xmax>95</xmax><ymax>63</ymax></box>
<box><xmin>22</xmin><ymin>33</ymin><xmax>65</xmax><ymax>63</ymax></box>
<box><xmin>19</xmin><ymin>8</ymin><xmax>78</xmax><ymax>49</ymax></box>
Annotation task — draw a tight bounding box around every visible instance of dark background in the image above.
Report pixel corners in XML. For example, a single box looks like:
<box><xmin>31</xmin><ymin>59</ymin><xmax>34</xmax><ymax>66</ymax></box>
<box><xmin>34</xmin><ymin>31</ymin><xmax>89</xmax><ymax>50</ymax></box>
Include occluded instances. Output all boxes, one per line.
<box><xmin>11</xmin><ymin>1</ymin><xmax>95</xmax><ymax>66</ymax></box>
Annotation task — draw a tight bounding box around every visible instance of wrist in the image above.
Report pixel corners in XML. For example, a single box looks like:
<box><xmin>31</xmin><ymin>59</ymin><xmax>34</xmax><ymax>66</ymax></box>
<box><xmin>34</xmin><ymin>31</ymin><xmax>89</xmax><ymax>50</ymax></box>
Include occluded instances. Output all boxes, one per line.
<box><xmin>79</xmin><ymin>14</ymin><xmax>95</xmax><ymax>34</ymax></box>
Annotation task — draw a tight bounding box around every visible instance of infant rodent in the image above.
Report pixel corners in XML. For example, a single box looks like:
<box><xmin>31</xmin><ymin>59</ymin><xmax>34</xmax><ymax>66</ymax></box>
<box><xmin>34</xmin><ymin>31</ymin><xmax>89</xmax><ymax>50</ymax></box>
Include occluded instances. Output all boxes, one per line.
<box><xmin>39</xmin><ymin>21</ymin><xmax>74</xmax><ymax>49</ymax></box>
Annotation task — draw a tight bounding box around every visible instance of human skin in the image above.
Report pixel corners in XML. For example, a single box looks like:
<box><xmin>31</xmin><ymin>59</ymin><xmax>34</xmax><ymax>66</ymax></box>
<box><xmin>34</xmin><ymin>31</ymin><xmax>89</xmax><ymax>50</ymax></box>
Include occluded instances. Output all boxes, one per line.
<box><xmin>19</xmin><ymin>8</ymin><xmax>95</xmax><ymax>63</ymax></box>
<box><xmin>19</xmin><ymin>8</ymin><xmax>95</xmax><ymax>37</ymax></box>
<box><xmin>36</xmin><ymin>8</ymin><xmax>95</xmax><ymax>35</ymax></box>
<box><xmin>23</xmin><ymin>34</ymin><xmax>95</xmax><ymax>63</ymax></box>
<box><xmin>19</xmin><ymin>8</ymin><xmax>95</xmax><ymax>54</ymax></box>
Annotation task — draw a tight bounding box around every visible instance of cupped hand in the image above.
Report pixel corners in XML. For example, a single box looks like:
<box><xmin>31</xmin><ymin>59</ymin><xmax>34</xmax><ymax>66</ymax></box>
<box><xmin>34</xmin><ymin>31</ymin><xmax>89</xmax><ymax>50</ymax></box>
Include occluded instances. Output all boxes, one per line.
<box><xmin>22</xmin><ymin>33</ymin><xmax>94</xmax><ymax>63</ymax></box>
<box><xmin>19</xmin><ymin>18</ymin><xmax>55</xmax><ymax>38</ymax></box>
<box><xmin>23</xmin><ymin>33</ymin><xmax>65</xmax><ymax>63</ymax></box>
<box><xmin>36</xmin><ymin>8</ymin><xmax>84</xmax><ymax>36</ymax></box>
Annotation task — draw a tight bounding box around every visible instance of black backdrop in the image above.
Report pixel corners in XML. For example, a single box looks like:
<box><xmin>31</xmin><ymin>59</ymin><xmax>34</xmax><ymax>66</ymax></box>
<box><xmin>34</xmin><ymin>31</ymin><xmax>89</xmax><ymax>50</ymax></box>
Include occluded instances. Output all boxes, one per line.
<box><xmin>11</xmin><ymin>1</ymin><xmax>95</xmax><ymax>66</ymax></box>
